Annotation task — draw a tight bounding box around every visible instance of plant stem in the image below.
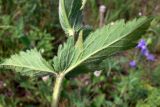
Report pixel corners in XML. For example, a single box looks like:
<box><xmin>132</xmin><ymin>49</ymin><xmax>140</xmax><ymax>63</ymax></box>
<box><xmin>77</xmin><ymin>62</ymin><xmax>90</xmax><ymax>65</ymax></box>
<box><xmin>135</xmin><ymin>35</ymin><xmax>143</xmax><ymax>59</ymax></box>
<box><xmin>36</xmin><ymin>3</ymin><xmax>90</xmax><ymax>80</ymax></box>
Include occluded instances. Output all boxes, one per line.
<box><xmin>52</xmin><ymin>73</ymin><xmax>64</xmax><ymax>107</ymax></box>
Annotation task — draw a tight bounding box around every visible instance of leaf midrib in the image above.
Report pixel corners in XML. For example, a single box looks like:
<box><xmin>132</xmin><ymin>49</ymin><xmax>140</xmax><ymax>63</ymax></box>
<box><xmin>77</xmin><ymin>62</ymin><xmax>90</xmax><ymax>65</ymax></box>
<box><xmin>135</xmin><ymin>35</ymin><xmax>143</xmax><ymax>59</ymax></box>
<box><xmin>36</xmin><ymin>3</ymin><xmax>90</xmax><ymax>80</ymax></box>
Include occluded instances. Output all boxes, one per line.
<box><xmin>63</xmin><ymin>19</ymin><xmax>147</xmax><ymax>75</ymax></box>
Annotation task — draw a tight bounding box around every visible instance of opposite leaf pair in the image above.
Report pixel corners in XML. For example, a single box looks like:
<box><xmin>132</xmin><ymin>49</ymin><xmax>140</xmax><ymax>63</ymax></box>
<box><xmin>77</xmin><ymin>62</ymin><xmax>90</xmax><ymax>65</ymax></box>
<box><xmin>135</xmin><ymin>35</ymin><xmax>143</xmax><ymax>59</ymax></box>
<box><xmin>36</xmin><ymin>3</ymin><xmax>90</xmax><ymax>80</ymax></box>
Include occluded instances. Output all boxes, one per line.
<box><xmin>1</xmin><ymin>17</ymin><xmax>152</xmax><ymax>77</ymax></box>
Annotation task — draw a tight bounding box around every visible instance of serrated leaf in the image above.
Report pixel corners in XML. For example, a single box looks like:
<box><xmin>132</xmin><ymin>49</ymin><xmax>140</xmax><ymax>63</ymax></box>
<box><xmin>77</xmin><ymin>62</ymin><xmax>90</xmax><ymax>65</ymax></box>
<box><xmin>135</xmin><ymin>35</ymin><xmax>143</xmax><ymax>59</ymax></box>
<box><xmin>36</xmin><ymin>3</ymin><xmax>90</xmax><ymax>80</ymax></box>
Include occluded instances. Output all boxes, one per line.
<box><xmin>0</xmin><ymin>49</ymin><xmax>56</xmax><ymax>77</ymax></box>
<box><xmin>59</xmin><ymin>0</ymin><xmax>83</xmax><ymax>36</ymax></box>
<box><xmin>53</xmin><ymin>37</ymin><xmax>78</xmax><ymax>72</ymax></box>
<box><xmin>83</xmin><ymin>17</ymin><xmax>151</xmax><ymax>62</ymax></box>
<box><xmin>53</xmin><ymin>17</ymin><xmax>152</xmax><ymax>74</ymax></box>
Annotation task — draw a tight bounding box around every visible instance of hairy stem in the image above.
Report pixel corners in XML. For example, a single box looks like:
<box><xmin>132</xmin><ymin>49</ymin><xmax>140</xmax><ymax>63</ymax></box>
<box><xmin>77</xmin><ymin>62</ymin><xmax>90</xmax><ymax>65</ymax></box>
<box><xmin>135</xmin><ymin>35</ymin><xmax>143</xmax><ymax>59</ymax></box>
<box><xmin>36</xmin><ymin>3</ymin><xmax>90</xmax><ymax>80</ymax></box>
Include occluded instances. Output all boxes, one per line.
<box><xmin>52</xmin><ymin>73</ymin><xmax>64</xmax><ymax>107</ymax></box>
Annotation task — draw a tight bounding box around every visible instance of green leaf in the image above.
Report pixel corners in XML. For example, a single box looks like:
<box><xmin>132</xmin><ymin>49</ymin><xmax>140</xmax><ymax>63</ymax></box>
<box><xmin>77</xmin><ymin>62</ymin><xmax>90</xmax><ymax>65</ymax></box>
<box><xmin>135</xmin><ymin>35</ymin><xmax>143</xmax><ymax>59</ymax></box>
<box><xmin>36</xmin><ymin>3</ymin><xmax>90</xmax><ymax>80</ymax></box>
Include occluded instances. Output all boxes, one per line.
<box><xmin>53</xmin><ymin>17</ymin><xmax>152</xmax><ymax>74</ymax></box>
<box><xmin>53</xmin><ymin>37</ymin><xmax>78</xmax><ymax>72</ymax></box>
<box><xmin>1</xmin><ymin>49</ymin><xmax>56</xmax><ymax>77</ymax></box>
<box><xmin>59</xmin><ymin>0</ymin><xmax>83</xmax><ymax>36</ymax></box>
<box><xmin>83</xmin><ymin>17</ymin><xmax>150</xmax><ymax>62</ymax></box>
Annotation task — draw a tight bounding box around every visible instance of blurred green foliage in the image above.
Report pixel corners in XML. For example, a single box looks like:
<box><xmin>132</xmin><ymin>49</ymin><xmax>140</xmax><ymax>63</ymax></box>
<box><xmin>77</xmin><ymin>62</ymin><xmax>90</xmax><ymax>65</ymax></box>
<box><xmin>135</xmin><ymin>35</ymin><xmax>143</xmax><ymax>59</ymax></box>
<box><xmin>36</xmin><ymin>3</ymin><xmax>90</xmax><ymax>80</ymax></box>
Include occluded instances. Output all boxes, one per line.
<box><xmin>0</xmin><ymin>0</ymin><xmax>160</xmax><ymax>107</ymax></box>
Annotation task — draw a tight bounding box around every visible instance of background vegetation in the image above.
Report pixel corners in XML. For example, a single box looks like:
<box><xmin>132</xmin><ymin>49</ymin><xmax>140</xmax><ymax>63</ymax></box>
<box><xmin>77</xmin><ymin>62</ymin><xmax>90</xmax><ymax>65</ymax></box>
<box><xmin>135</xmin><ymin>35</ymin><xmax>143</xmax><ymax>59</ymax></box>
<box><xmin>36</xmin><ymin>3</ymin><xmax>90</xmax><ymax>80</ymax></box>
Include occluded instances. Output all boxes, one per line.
<box><xmin>0</xmin><ymin>0</ymin><xmax>160</xmax><ymax>107</ymax></box>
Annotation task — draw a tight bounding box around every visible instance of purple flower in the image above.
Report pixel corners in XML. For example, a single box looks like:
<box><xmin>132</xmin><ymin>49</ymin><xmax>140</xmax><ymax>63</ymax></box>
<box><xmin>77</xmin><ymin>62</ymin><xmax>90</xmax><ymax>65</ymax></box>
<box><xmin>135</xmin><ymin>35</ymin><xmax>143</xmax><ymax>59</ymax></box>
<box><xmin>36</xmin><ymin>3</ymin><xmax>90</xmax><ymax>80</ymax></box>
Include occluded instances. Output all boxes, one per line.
<box><xmin>132</xmin><ymin>39</ymin><xmax>155</xmax><ymax>64</ymax></box>
<box><xmin>146</xmin><ymin>54</ymin><xmax>155</xmax><ymax>61</ymax></box>
<box><xmin>136</xmin><ymin>39</ymin><xmax>147</xmax><ymax>49</ymax></box>
<box><xmin>141</xmin><ymin>48</ymin><xmax>149</xmax><ymax>56</ymax></box>
<box><xmin>129</xmin><ymin>60</ymin><xmax>136</xmax><ymax>68</ymax></box>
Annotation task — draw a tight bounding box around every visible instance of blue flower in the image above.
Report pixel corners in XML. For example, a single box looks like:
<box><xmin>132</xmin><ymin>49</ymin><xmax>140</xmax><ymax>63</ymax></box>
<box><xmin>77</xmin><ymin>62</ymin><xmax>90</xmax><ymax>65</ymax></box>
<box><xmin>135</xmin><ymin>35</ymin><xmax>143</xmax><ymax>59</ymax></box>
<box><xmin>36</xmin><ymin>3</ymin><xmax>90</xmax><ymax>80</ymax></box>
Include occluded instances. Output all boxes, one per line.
<box><xmin>129</xmin><ymin>39</ymin><xmax>155</xmax><ymax>69</ymax></box>
<box><xmin>137</xmin><ymin>39</ymin><xmax>155</xmax><ymax>62</ymax></box>
<box><xmin>129</xmin><ymin>60</ymin><xmax>136</xmax><ymax>68</ymax></box>
<box><xmin>136</xmin><ymin>39</ymin><xmax>147</xmax><ymax>49</ymax></box>
<box><xmin>146</xmin><ymin>54</ymin><xmax>155</xmax><ymax>61</ymax></box>
<box><xmin>141</xmin><ymin>48</ymin><xmax>149</xmax><ymax>56</ymax></box>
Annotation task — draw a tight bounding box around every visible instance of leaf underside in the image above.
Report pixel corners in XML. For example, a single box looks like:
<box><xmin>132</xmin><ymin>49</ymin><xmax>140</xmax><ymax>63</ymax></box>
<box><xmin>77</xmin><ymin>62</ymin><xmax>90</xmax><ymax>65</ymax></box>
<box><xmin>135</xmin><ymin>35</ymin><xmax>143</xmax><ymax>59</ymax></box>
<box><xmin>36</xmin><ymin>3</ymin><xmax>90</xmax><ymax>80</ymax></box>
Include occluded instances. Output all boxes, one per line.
<box><xmin>53</xmin><ymin>17</ymin><xmax>152</xmax><ymax>74</ymax></box>
<box><xmin>59</xmin><ymin>0</ymin><xmax>82</xmax><ymax>35</ymax></box>
<box><xmin>0</xmin><ymin>17</ymin><xmax>152</xmax><ymax>77</ymax></box>
<box><xmin>1</xmin><ymin>49</ymin><xmax>55</xmax><ymax>77</ymax></box>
